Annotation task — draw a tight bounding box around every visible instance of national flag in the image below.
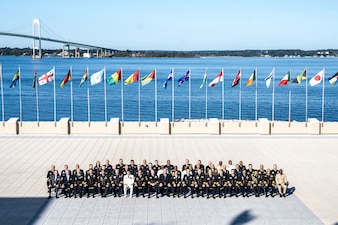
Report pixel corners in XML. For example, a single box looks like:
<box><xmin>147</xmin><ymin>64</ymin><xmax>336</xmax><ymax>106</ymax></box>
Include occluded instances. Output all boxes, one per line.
<box><xmin>199</xmin><ymin>71</ymin><xmax>208</xmax><ymax>89</ymax></box>
<box><xmin>90</xmin><ymin>69</ymin><xmax>104</xmax><ymax>85</ymax></box>
<box><xmin>141</xmin><ymin>70</ymin><xmax>156</xmax><ymax>86</ymax></box>
<box><xmin>38</xmin><ymin>68</ymin><xmax>54</xmax><ymax>85</ymax></box>
<box><xmin>309</xmin><ymin>69</ymin><xmax>324</xmax><ymax>86</ymax></box>
<box><xmin>328</xmin><ymin>72</ymin><xmax>338</xmax><ymax>86</ymax></box>
<box><xmin>32</xmin><ymin>69</ymin><xmax>37</xmax><ymax>89</ymax></box>
<box><xmin>107</xmin><ymin>69</ymin><xmax>121</xmax><ymax>85</ymax></box>
<box><xmin>124</xmin><ymin>70</ymin><xmax>140</xmax><ymax>85</ymax></box>
<box><xmin>60</xmin><ymin>70</ymin><xmax>71</xmax><ymax>88</ymax></box>
<box><xmin>9</xmin><ymin>70</ymin><xmax>20</xmax><ymax>88</ymax></box>
<box><xmin>178</xmin><ymin>70</ymin><xmax>190</xmax><ymax>86</ymax></box>
<box><xmin>163</xmin><ymin>70</ymin><xmax>173</xmax><ymax>89</ymax></box>
<box><xmin>278</xmin><ymin>71</ymin><xmax>291</xmax><ymax>86</ymax></box>
<box><xmin>231</xmin><ymin>70</ymin><xmax>241</xmax><ymax>88</ymax></box>
<box><xmin>292</xmin><ymin>69</ymin><xmax>307</xmax><ymax>84</ymax></box>
<box><xmin>246</xmin><ymin>70</ymin><xmax>256</xmax><ymax>87</ymax></box>
<box><xmin>208</xmin><ymin>71</ymin><xmax>223</xmax><ymax>87</ymax></box>
<box><xmin>264</xmin><ymin>70</ymin><xmax>273</xmax><ymax>88</ymax></box>
<box><xmin>79</xmin><ymin>69</ymin><xmax>88</xmax><ymax>87</ymax></box>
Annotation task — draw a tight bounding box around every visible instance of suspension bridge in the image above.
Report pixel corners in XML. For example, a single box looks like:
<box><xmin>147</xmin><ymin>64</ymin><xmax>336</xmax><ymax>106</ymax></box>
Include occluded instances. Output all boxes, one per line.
<box><xmin>0</xmin><ymin>19</ymin><xmax>118</xmax><ymax>58</ymax></box>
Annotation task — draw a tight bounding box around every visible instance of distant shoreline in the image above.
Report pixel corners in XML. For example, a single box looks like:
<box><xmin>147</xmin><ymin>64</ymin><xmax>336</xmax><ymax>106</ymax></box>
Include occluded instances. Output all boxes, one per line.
<box><xmin>1</xmin><ymin>47</ymin><xmax>338</xmax><ymax>58</ymax></box>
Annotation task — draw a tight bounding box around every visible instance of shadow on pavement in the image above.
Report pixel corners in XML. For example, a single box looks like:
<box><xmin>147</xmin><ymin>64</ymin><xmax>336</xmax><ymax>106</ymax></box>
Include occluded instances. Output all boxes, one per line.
<box><xmin>229</xmin><ymin>209</ymin><xmax>256</xmax><ymax>225</ymax></box>
<box><xmin>0</xmin><ymin>197</ymin><xmax>49</xmax><ymax>225</ymax></box>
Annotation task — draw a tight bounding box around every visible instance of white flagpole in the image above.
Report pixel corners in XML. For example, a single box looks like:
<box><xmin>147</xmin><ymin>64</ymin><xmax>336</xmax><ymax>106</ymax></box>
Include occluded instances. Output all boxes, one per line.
<box><xmin>205</xmin><ymin>67</ymin><xmax>208</xmax><ymax>120</ymax></box>
<box><xmin>155</xmin><ymin>69</ymin><xmax>158</xmax><ymax>122</ymax></box>
<box><xmin>239</xmin><ymin>68</ymin><xmax>242</xmax><ymax>121</ymax></box>
<box><xmin>255</xmin><ymin>68</ymin><xmax>258</xmax><ymax>121</ymax></box>
<box><xmin>70</xmin><ymin>66</ymin><xmax>73</xmax><ymax>124</ymax></box>
<box><xmin>53</xmin><ymin>66</ymin><xmax>56</xmax><ymax>125</ymax></box>
<box><xmin>35</xmin><ymin>69</ymin><xmax>39</xmax><ymax>124</ymax></box>
<box><xmin>19</xmin><ymin>66</ymin><xmax>22</xmax><ymax>126</ymax></box>
<box><xmin>121</xmin><ymin>68</ymin><xmax>124</xmax><ymax>123</ymax></box>
<box><xmin>172</xmin><ymin>68</ymin><xmax>175</xmax><ymax>123</ymax></box>
<box><xmin>305</xmin><ymin>68</ymin><xmax>308</xmax><ymax>122</ymax></box>
<box><xmin>87</xmin><ymin>67</ymin><xmax>90</xmax><ymax>125</ymax></box>
<box><xmin>104</xmin><ymin>66</ymin><xmax>107</xmax><ymax>125</ymax></box>
<box><xmin>138</xmin><ymin>68</ymin><xmax>141</xmax><ymax>123</ymax></box>
<box><xmin>222</xmin><ymin>68</ymin><xmax>224</xmax><ymax>121</ymax></box>
<box><xmin>322</xmin><ymin>69</ymin><xmax>325</xmax><ymax>123</ymax></box>
<box><xmin>0</xmin><ymin>64</ymin><xmax>4</xmax><ymax>125</ymax></box>
<box><xmin>272</xmin><ymin>68</ymin><xmax>275</xmax><ymax>122</ymax></box>
<box><xmin>288</xmin><ymin>69</ymin><xmax>292</xmax><ymax>122</ymax></box>
<box><xmin>189</xmin><ymin>68</ymin><xmax>191</xmax><ymax>120</ymax></box>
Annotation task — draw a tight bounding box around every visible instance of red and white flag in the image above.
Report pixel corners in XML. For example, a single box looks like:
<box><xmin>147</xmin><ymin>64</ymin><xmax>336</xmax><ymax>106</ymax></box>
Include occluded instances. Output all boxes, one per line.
<box><xmin>208</xmin><ymin>71</ymin><xmax>223</xmax><ymax>87</ymax></box>
<box><xmin>309</xmin><ymin>69</ymin><xmax>324</xmax><ymax>86</ymax></box>
<box><xmin>38</xmin><ymin>68</ymin><xmax>55</xmax><ymax>85</ymax></box>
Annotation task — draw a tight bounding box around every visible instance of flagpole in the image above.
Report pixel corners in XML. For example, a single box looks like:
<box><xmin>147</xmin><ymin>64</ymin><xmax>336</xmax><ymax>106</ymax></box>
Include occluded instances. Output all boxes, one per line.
<box><xmin>239</xmin><ymin>68</ymin><xmax>242</xmax><ymax>121</ymax></box>
<box><xmin>35</xmin><ymin>69</ymin><xmax>39</xmax><ymax>125</ymax></box>
<box><xmin>19</xmin><ymin>66</ymin><xmax>22</xmax><ymax>126</ymax></box>
<box><xmin>222</xmin><ymin>68</ymin><xmax>224</xmax><ymax>121</ymax></box>
<box><xmin>104</xmin><ymin>66</ymin><xmax>107</xmax><ymax>125</ymax></box>
<box><xmin>172</xmin><ymin>68</ymin><xmax>175</xmax><ymax>123</ymax></box>
<box><xmin>189</xmin><ymin>69</ymin><xmax>191</xmax><ymax>120</ymax></box>
<box><xmin>155</xmin><ymin>69</ymin><xmax>158</xmax><ymax>122</ymax></box>
<box><xmin>0</xmin><ymin>64</ymin><xmax>4</xmax><ymax>126</ymax></box>
<box><xmin>305</xmin><ymin>68</ymin><xmax>308</xmax><ymax>122</ymax></box>
<box><xmin>87</xmin><ymin>67</ymin><xmax>90</xmax><ymax>125</ymax></box>
<box><xmin>255</xmin><ymin>67</ymin><xmax>258</xmax><ymax>121</ymax></box>
<box><xmin>288</xmin><ymin>69</ymin><xmax>292</xmax><ymax>122</ymax></box>
<box><xmin>205</xmin><ymin>67</ymin><xmax>208</xmax><ymax>120</ymax></box>
<box><xmin>53</xmin><ymin>66</ymin><xmax>56</xmax><ymax>126</ymax></box>
<box><xmin>272</xmin><ymin>68</ymin><xmax>275</xmax><ymax>122</ymax></box>
<box><xmin>322</xmin><ymin>69</ymin><xmax>325</xmax><ymax>123</ymax></box>
<box><xmin>70</xmin><ymin>66</ymin><xmax>73</xmax><ymax>125</ymax></box>
<box><xmin>138</xmin><ymin>68</ymin><xmax>141</xmax><ymax>123</ymax></box>
<box><xmin>121</xmin><ymin>68</ymin><xmax>124</xmax><ymax>123</ymax></box>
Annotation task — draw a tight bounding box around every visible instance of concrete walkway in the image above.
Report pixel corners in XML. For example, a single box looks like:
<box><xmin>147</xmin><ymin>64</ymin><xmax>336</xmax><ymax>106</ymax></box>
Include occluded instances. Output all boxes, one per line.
<box><xmin>0</xmin><ymin>135</ymin><xmax>337</xmax><ymax>224</ymax></box>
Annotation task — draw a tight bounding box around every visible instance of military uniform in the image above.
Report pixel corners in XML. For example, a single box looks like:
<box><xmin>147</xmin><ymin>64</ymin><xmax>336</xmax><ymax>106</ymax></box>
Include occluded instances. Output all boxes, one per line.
<box><xmin>228</xmin><ymin>172</ymin><xmax>239</xmax><ymax>197</ymax></box>
<box><xmin>263</xmin><ymin>172</ymin><xmax>275</xmax><ymax>197</ymax></box>
<box><xmin>111</xmin><ymin>173</ymin><xmax>123</xmax><ymax>197</ymax></box>
<box><xmin>85</xmin><ymin>171</ymin><xmax>97</xmax><ymax>197</ymax></box>
<box><xmin>239</xmin><ymin>172</ymin><xmax>250</xmax><ymax>197</ymax></box>
<box><xmin>134</xmin><ymin>172</ymin><xmax>147</xmax><ymax>197</ymax></box>
<box><xmin>73</xmin><ymin>172</ymin><xmax>85</xmax><ymax>198</ymax></box>
<box><xmin>182</xmin><ymin>172</ymin><xmax>194</xmax><ymax>198</ymax></box>
<box><xmin>205</xmin><ymin>173</ymin><xmax>217</xmax><ymax>198</ymax></box>
<box><xmin>47</xmin><ymin>170</ymin><xmax>61</xmax><ymax>198</ymax></box>
<box><xmin>98</xmin><ymin>172</ymin><xmax>110</xmax><ymax>197</ymax></box>
<box><xmin>147</xmin><ymin>173</ymin><xmax>159</xmax><ymax>198</ymax></box>
<box><xmin>194</xmin><ymin>172</ymin><xmax>205</xmax><ymax>197</ymax></box>
<box><xmin>61</xmin><ymin>173</ymin><xmax>74</xmax><ymax>198</ymax></box>
<box><xmin>158</xmin><ymin>173</ymin><xmax>171</xmax><ymax>197</ymax></box>
<box><xmin>170</xmin><ymin>171</ymin><xmax>181</xmax><ymax>197</ymax></box>
<box><xmin>251</xmin><ymin>173</ymin><xmax>261</xmax><ymax>197</ymax></box>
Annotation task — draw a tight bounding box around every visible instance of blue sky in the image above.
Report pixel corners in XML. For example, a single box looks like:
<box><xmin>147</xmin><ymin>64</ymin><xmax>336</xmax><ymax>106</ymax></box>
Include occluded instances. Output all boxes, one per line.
<box><xmin>1</xmin><ymin>0</ymin><xmax>338</xmax><ymax>50</ymax></box>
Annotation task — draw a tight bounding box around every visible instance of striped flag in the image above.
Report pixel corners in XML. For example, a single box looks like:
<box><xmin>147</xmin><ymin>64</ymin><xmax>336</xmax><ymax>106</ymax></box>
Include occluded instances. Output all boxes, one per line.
<box><xmin>264</xmin><ymin>70</ymin><xmax>273</xmax><ymax>88</ymax></box>
<box><xmin>208</xmin><ymin>71</ymin><xmax>223</xmax><ymax>87</ymax></box>
<box><xmin>328</xmin><ymin>72</ymin><xmax>338</xmax><ymax>86</ymax></box>
<box><xmin>60</xmin><ymin>70</ymin><xmax>71</xmax><ymax>88</ymax></box>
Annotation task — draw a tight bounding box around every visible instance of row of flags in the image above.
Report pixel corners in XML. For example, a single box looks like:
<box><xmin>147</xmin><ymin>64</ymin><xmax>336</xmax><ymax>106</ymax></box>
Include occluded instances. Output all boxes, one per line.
<box><xmin>8</xmin><ymin>67</ymin><xmax>338</xmax><ymax>90</ymax></box>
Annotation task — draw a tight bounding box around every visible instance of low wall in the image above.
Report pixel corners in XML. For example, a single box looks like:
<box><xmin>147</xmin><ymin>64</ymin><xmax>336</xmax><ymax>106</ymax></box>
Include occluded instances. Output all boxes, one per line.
<box><xmin>0</xmin><ymin>118</ymin><xmax>337</xmax><ymax>135</ymax></box>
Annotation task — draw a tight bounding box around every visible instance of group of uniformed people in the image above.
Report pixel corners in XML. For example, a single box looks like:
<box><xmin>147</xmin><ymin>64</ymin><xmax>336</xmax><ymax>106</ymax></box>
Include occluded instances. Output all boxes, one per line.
<box><xmin>46</xmin><ymin>159</ymin><xmax>288</xmax><ymax>199</ymax></box>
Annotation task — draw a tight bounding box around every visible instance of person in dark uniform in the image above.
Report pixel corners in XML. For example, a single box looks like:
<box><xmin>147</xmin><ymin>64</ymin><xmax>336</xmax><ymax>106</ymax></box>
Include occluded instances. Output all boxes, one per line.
<box><xmin>170</xmin><ymin>167</ymin><xmax>181</xmax><ymax>197</ymax></box>
<box><xmin>158</xmin><ymin>168</ymin><xmax>171</xmax><ymax>197</ymax></box>
<box><xmin>47</xmin><ymin>166</ymin><xmax>61</xmax><ymax>198</ymax></box>
<box><xmin>182</xmin><ymin>159</ymin><xmax>193</xmax><ymax>172</ymax></box>
<box><xmin>205</xmin><ymin>169</ymin><xmax>216</xmax><ymax>198</ymax></box>
<box><xmin>61</xmin><ymin>169</ymin><xmax>74</xmax><ymax>198</ymax></box>
<box><xmin>128</xmin><ymin>160</ymin><xmax>138</xmax><ymax>176</ymax></box>
<box><xmin>182</xmin><ymin>168</ymin><xmax>194</xmax><ymax>198</ymax></box>
<box><xmin>194</xmin><ymin>160</ymin><xmax>205</xmax><ymax>174</ymax></box>
<box><xmin>84</xmin><ymin>169</ymin><xmax>97</xmax><ymax>198</ymax></box>
<box><xmin>239</xmin><ymin>169</ymin><xmax>250</xmax><ymax>197</ymax></box>
<box><xmin>194</xmin><ymin>169</ymin><xmax>205</xmax><ymax>197</ymax></box>
<box><xmin>164</xmin><ymin>160</ymin><xmax>174</xmax><ymax>173</ymax></box>
<box><xmin>73</xmin><ymin>168</ymin><xmax>85</xmax><ymax>198</ymax></box>
<box><xmin>85</xmin><ymin>164</ymin><xmax>94</xmax><ymax>177</ymax></box>
<box><xmin>258</xmin><ymin>164</ymin><xmax>266</xmax><ymax>195</ymax></box>
<box><xmin>251</xmin><ymin>170</ymin><xmax>261</xmax><ymax>197</ymax></box>
<box><xmin>147</xmin><ymin>169</ymin><xmax>158</xmax><ymax>198</ymax></box>
<box><xmin>61</xmin><ymin>165</ymin><xmax>71</xmax><ymax>178</ymax></box>
<box><xmin>116</xmin><ymin>159</ymin><xmax>125</xmax><ymax>175</ymax></box>
<box><xmin>73</xmin><ymin>164</ymin><xmax>84</xmax><ymax>177</ymax></box>
<box><xmin>104</xmin><ymin>159</ymin><xmax>113</xmax><ymax>176</ymax></box>
<box><xmin>94</xmin><ymin>161</ymin><xmax>101</xmax><ymax>176</ymax></box>
<box><xmin>222</xmin><ymin>169</ymin><xmax>230</xmax><ymax>198</ymax></box>
<box><xmin>228</xmin><ymin>169</ymin><xmax>239</xmax><ymax>197</ymax></box>
<box><xmin>111</xmin><ymin>169</ymin><xmax>123</xmax><ymax>197</ymax></box>
<box><xmin>98</xmin><ymin>170</ymin><xmax>110</xmax><ymax>197</ymax></box>
<box><xmin>217</xmin><ymin>169</ymin><xmax>227</xmax><ymax>198</ymax></box>
<box><xmin>263</xmin><ymin>169</ymin><xmax>275</xmax><ymax>197</ymax></box>
<box><xmin>134</xmin><ymin>169</ymin><xmax>147</xmax><ymax>197</ymax></box>
<box><xmin>152</xmin><ymin>160</ymin><xmax>161</xmax><ymax>174</ymax></box>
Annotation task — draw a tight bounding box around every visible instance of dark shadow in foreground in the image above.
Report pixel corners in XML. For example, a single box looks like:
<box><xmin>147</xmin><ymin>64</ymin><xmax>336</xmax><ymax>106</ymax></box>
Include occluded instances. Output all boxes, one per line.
<box><xmin>0</xmin><ymin>197</ymin><xmax>49</xmax><ymax>225</ymax></box>
<box><xmin>229</xmin><ymin>210</ymin><xmax>256</xmax><ymax>225</ymax></box>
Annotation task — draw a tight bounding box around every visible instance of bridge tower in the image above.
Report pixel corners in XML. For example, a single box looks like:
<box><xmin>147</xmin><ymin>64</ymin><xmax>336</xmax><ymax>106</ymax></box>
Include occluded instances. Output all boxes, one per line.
<box><xmin>32</xmin><ymin>19</ymin><xmax>42</xmax><ymax>59</ymax></box>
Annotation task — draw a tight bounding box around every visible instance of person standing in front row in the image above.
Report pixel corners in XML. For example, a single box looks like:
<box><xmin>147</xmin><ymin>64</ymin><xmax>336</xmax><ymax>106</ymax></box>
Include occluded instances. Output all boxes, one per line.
<box><xmin>275</xmin><ymin>169</ymin><xmax>288</xmax><ymax>197</ymax></box>
<box><xmin>123</xmin><ymin>170</ymin><xmax>134</xmax><ymax>198</ymax></box>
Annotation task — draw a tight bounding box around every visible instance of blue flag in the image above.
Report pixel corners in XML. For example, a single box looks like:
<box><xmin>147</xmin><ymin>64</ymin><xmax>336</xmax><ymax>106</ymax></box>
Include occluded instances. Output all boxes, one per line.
<box><xmin>178</xmin><ymin>70</ymin><xmax>190</xmax><ymax>86</ymax></box>
<box><xmin>163</xmin><ymin>70</ymin><xmax>173</xmax><ymax>89</ymax></box>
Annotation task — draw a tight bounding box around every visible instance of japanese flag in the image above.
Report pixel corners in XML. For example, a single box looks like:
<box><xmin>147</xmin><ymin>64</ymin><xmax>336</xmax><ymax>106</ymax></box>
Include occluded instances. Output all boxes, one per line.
<box><xmin>309</xmin><ymin>70</ymin><xmax>324</xmax><ymax>86</ymax></box>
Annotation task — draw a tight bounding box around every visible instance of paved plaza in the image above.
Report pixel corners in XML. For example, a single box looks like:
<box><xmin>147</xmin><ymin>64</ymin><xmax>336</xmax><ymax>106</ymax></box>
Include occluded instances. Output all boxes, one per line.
<box><xmin>0</xmin><ymin>135</ymin><xmax>337</xmax><ymax>225</ymax></box>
